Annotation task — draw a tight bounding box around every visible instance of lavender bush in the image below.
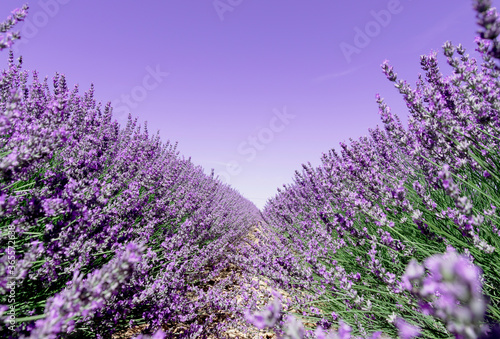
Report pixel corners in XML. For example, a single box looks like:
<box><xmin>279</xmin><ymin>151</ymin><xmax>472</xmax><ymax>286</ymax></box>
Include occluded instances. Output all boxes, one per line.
<box><xmin>239</xmin><ymin>0</ymin><xmax>500</xmax><ymax>338</ymax></box>
<box><xmin>245</xmin><ymin>247</ymin><xmax>494</xmax><ymax>338</ymax></box>
<box><xmin>0</xmin><ymin>5</ymin><xmax>262</xmax><ymax>338</ymax></box>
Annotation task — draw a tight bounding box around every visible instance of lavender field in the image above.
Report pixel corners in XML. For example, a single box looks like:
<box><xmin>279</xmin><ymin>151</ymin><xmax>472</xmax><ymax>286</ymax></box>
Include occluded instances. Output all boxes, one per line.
<box><xmin>1</xmin><ymin>1</ymin><xmax>500</xmax><ymax>338</ymax></box>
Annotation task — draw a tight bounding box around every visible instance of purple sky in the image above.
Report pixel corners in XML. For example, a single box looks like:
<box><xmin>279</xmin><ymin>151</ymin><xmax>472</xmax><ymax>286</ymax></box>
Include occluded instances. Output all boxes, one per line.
<box><xmin>1</xmin><ymin>0</ymin><xmax>496</xmax><ymax>209</ymax></box>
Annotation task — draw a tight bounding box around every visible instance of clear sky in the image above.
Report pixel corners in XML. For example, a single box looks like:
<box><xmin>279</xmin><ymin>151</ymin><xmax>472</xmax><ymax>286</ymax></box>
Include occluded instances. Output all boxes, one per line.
<box><xmin>0</xmin><ymin>0</ymin><xmax>496</xmax><ymax>210</ymax></box>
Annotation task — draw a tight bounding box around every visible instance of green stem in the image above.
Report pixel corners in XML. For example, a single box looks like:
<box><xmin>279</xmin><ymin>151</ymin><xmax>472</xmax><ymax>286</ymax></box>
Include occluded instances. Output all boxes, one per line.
<box><xmin>418</xmin><ymin>154</ymin><xmax>500</xmax><ymax>208</ymax></box>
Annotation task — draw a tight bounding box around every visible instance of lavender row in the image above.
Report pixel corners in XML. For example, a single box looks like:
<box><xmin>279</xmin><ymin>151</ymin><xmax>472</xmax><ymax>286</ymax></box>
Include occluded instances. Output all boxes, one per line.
<box><xmin>0</xmin><ymin>8</ymin><xmax>261</xmax><ymax>337</ymax></box>
<box><xmin>242</xmin><ymin>1</ymin><xmax>500</xmax><ymax>338</ymax></box>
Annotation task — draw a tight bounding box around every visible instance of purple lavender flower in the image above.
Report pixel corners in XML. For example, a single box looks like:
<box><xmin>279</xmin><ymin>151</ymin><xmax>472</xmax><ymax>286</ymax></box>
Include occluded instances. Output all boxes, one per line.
<box><xmin>0</xmin><ymin>4</ymin><xmax>28</xmax><ymax>51</ymax></box>
<box><xmin>395</xmin><ymin>317</ymin><xmax>421</xmax><ymax>339</ymax></box>
<box><xmin>403</xmin><ymin>246</ymin><xmax>488</xmax><ymax>338</ymax></box>
<box><xmin>281</xmin><ymin>316</ymin><xmax>305</xmax><ymax>339</ymax></box>
<box><xmin>314</xmin><ymin>320</ymin><xmax>381</xmax><ymax>339</ymax></box>
<box><xmin>28</xmin><ymin>242</ymin><xmax>145</xmax><ymax>338</ymax></box>
<box><xmin>338</xmin><ymin>319</ymin><xmax>353</xmax><ymax>339</ymax></box>
<box><xmin>402</xmin><ymin>259</ymin><xmax>425</xmax><ymax>291</ymax></box>
<box><xmin>245</xmin><ymin>291</ymin><xmax>282</xmax><ymax>330</ymax></box>
<box><xmin>132</xmin><ymin>329</ymin><xmax>166</xmax><ymax>339</ymax></box>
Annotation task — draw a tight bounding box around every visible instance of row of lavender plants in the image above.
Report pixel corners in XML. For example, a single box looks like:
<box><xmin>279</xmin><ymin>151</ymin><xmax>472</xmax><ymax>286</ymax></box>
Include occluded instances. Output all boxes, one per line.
<box><xmin>239</xmin><ymin>1</ymin><xmax>500</xmax><ymax>338</ymax></box>
<box><xmin>0</xmin><ymin>5</ymin><xmax>263</xmax><ymax>338</ymax></box>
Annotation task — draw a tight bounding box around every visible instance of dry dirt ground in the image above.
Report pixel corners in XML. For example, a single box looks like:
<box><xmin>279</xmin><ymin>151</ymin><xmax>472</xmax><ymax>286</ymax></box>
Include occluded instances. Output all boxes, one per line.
<box><xmin>111</xmin><ymin>224</ymin><xmax>281</xmax><ymax>339</ymax></box>
<box><xmin>111</xmin><ymin>224</ymin><xmax>394</xmax><ymax>339</ymax></box>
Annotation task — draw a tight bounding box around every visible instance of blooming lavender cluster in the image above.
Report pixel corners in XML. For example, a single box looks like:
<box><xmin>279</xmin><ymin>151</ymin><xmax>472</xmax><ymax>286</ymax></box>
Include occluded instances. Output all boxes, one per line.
<box><xmin>0</xmin><ymin>6</ymin><xmax>262</xmax><ymax>338</ymax></box>
<box><xmin>0</xmin><ymin>5</ymin><xmax>28</xmax><ymax>52</ymax></box>
<box><xmin>244</xmin><ymin>289</ymin><xmax>423</xmax><ymax>339</ymax></box>
<box><xmin>241</xmin><ymin>0</ymin><xmax>500</xmax><ymax>338</ymax></box>
<box><xmin>245</xmin><ymin>248</ymin><xmax>495</xmax><ymax>338</ymax></box>
<box><xmin>402</xmin><ymin>246</ymin><xmax>487</xmax><ymax>338</ymax></box>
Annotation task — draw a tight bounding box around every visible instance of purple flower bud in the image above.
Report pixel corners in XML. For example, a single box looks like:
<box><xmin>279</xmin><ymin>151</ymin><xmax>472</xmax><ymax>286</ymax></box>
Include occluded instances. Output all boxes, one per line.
<box><xmin>338</xmin><ymin>319</ymin><xmax>352</xmax><ymax>339</ymax></box>
<box><xmin>282</xmin><ymin>316</ymin><xmax>305</xmax><ymax>339</ymax></box>
<box><xmin>402</xmin><ymin>259</ymin><xmax>424</xmax><ymax>290</ymax></box>
<box><xmin>245</xmin><ymin>293</ymin><xmax>282</xmax><ymax>330</ymax></box>
<box><xmin>395</xmin><ymin>318</ymin><xmax>421</xmax><ymax>339</ymax></box>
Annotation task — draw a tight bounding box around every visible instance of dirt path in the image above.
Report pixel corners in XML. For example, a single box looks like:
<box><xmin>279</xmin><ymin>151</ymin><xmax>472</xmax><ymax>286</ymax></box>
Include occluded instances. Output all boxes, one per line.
<box><xmin>112</xmin><ymin>223</ymin><xmax>394</xmax><ymax>338</ymax></box>
<box><xmin>112</xmin><ymin>223</ymin><xmax>281</xmax><ymax>338</ymax></box>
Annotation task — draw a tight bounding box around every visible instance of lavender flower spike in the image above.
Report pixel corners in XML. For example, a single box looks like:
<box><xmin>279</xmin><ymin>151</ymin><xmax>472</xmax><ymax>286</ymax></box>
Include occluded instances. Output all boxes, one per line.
<box><xmin>27</xmin><ymin>242</ymin><xmax>145</xmax><ymax>338</ymax></box>
<box><xmin>244</xmin><ymin>290</ymin><xmax>283</xmax><ymax>330</ymax></box>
